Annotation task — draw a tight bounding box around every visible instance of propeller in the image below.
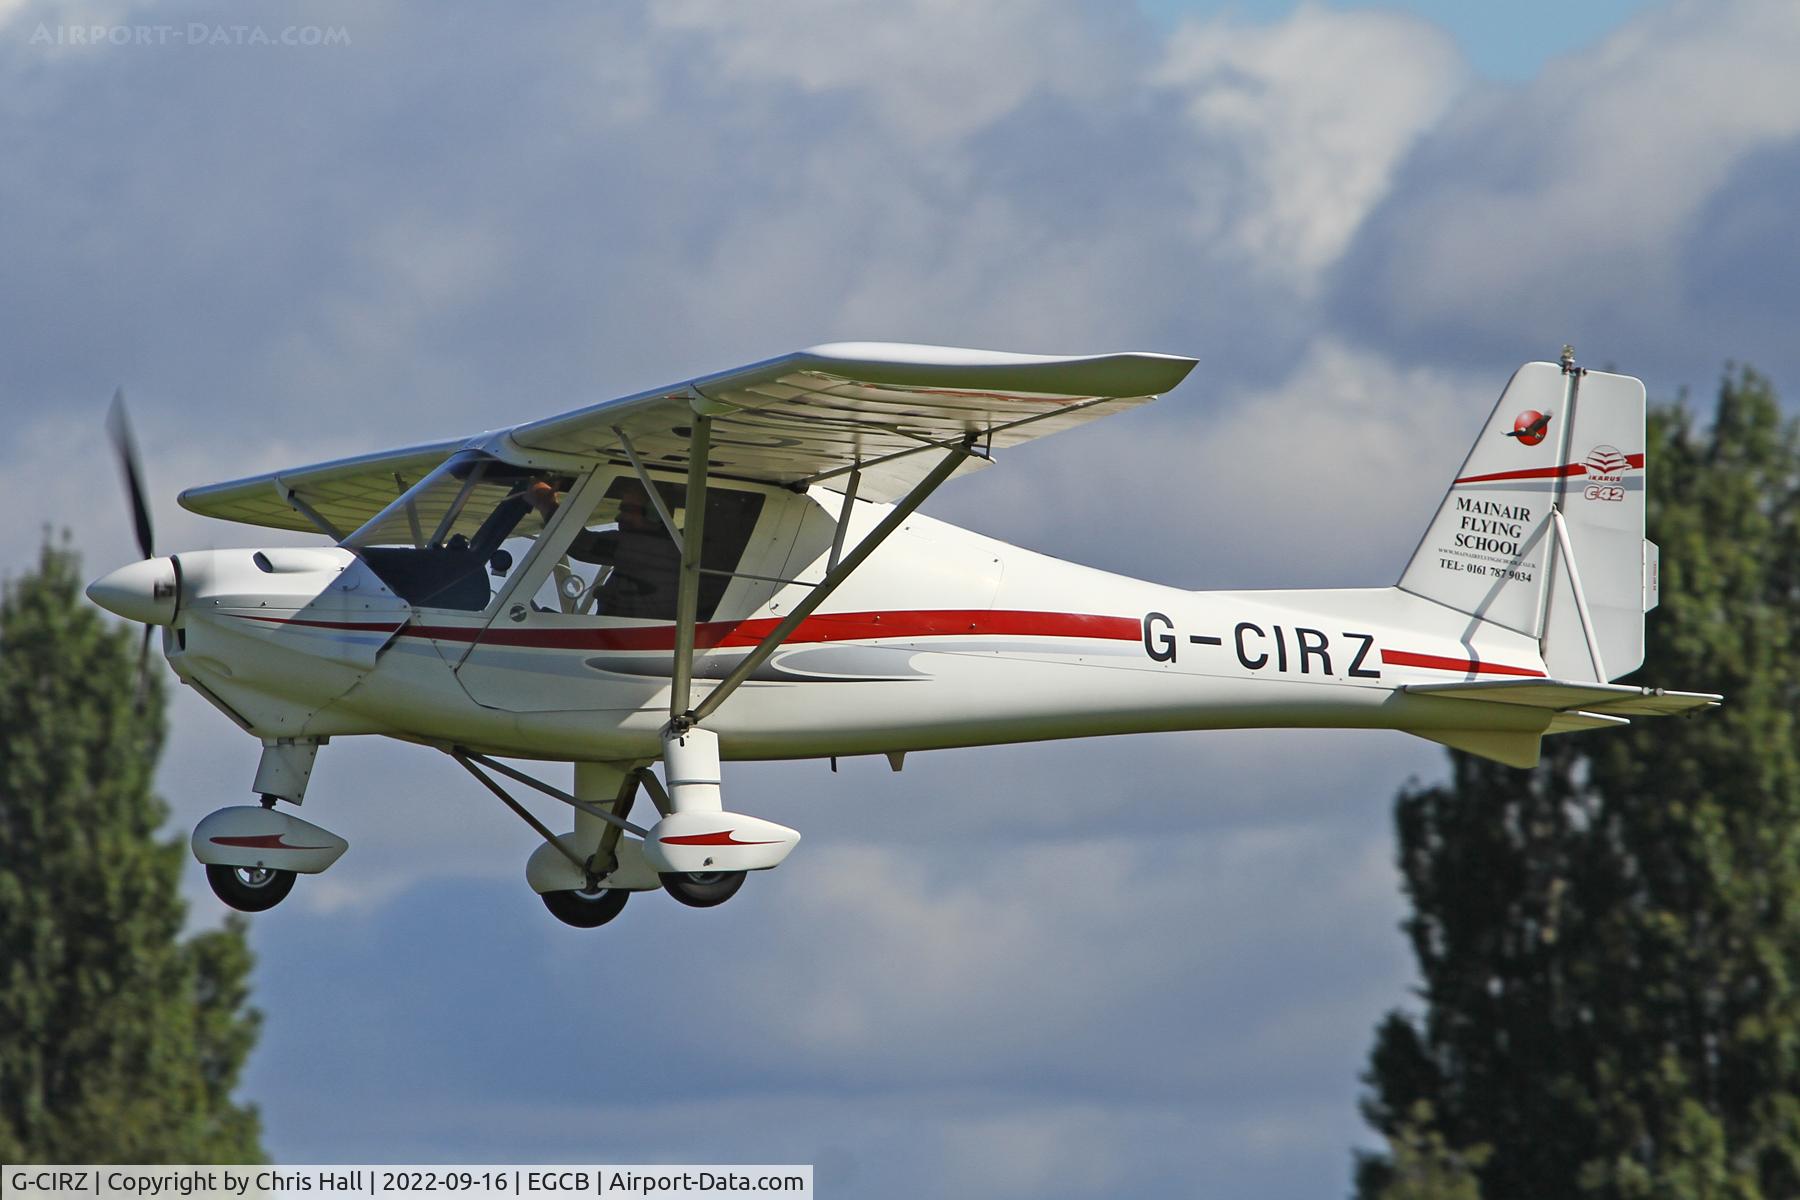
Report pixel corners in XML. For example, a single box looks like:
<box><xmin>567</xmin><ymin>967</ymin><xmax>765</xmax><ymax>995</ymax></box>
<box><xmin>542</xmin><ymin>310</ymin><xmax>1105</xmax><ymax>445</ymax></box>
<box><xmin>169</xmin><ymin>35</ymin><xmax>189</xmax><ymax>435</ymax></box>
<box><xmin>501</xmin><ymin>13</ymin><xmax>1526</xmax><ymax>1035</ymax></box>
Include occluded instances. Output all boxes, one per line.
<box><xmin>106</xmin><ymin>389</ymin><xmax>155</xmax><ymax>560</ymax></box>
<box><xmin>104</xmin><ymin>389</ymin><xmax>159</xmax><ymax>703</ymax></box>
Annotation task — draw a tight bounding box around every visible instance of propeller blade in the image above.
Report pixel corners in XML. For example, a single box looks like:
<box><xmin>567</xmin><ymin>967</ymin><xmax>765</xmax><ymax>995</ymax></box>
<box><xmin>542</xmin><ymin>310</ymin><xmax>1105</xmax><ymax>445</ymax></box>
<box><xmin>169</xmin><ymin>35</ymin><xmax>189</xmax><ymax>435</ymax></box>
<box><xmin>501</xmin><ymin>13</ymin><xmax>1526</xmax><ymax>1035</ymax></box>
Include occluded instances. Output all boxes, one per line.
<box><xmin>136</xmin><ymin>623</ymin><xmax>154</xmax><ymax>710</ymax></box>
<box><xmin>106</xmin><ymin>388</ymin><xmax>155</xmax><ymax>561</ymax></box>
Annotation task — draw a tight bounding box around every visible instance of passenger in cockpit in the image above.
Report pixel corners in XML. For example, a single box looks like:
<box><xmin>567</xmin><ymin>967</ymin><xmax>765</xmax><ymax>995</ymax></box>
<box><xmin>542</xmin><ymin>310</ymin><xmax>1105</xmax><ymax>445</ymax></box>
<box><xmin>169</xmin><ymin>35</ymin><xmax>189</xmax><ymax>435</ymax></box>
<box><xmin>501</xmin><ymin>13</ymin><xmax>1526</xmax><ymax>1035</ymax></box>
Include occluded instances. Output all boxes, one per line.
<box><xmin>528</xmin><ymin>480</ymin><xmax>681</xmax><ymax>619</ymax></box>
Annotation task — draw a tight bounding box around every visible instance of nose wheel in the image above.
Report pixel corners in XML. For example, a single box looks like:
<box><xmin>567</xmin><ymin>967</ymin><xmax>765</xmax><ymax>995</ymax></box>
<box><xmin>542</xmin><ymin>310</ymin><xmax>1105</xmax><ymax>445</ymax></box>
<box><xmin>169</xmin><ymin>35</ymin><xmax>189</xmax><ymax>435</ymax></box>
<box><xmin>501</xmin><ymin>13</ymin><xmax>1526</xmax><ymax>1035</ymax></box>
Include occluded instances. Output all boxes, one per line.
<box><xmin>660</xmin><ymin>870</ymin><xmax>746</xmax><ymax>908</ymax></box>
<box><xmin>192</xmin><ymin>801</ymin><xmax>347</xmax><ymax>913</ymax></box>
<box><xmin>541</xmin><ymin>885</ymin><xmax>631</xmax><ymax>927</ymax></box>
<box><xmin>205</xmin><ymin>864</ymin><xmax>297</xmax><ymax>912</ymax></box>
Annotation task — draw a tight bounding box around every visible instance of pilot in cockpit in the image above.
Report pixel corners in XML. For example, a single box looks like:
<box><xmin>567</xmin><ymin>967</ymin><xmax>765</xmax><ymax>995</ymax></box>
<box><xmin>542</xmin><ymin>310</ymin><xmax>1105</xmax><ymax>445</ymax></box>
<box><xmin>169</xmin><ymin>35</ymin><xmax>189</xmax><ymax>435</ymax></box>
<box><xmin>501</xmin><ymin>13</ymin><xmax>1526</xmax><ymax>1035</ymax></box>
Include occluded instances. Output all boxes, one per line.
<box><xmin>527</xmin><ymin>479</ymin><xmax>681</xmax><ymax>619</ymax></box>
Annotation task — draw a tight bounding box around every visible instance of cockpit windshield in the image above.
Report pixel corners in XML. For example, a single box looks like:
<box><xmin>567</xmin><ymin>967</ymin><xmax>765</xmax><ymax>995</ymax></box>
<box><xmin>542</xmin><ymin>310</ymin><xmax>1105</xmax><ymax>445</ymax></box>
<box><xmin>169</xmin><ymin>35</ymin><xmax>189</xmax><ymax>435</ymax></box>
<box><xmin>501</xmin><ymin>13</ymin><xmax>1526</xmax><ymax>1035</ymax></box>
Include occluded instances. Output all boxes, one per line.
<box><xmin>343</xmin><ymin>453</ymin><xmax>569</xmax><ymax>611</ymax></box>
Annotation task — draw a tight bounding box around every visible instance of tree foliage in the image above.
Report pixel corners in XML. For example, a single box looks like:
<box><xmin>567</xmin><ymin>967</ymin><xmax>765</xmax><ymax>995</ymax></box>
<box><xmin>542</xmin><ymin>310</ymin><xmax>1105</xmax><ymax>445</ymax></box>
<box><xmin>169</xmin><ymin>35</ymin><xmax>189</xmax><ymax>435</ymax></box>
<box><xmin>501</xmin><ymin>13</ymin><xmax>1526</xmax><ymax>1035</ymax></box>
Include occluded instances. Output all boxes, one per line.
<box><xmin>1357</xmin><ymin>369</ymin><xmax>1800</xmax><ymax>1198</ymax></box>
<box><xmin>0</xmin><ymin>539</ymin><xmax>263</xmax><ymax>1162</ymax></box>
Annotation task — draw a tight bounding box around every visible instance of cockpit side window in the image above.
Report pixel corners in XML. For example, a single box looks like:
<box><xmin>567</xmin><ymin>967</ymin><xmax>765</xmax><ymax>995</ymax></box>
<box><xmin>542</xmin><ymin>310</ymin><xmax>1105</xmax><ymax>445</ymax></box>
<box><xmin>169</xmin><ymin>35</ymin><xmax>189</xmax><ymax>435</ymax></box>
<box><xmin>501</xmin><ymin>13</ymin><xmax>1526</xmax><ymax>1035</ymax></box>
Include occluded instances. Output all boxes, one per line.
<box><xmin>524</xmin><ymin>475</ymin><xmax>765</xmax><ymax>622</ymax></box>
<box><xmin>343</xmin><ymin>454</ymin><xmax>570</xmax><ymax>611</ymax></box>
<box><xmin>345</xmin><ymin>456</ymin><xmax>767</xmax><ymax>618</ymax></box>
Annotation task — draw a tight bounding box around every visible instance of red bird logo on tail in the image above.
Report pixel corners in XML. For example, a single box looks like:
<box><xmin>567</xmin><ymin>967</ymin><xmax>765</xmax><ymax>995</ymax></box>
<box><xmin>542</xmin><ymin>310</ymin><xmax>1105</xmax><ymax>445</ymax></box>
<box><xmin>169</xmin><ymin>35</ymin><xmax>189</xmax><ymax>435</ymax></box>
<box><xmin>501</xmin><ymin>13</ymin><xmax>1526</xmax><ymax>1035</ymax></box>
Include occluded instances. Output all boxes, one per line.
<box><xmin>1505</xmin><ymin>410</ymin><xmax>1552</xmax><ymax>446</ymax></box>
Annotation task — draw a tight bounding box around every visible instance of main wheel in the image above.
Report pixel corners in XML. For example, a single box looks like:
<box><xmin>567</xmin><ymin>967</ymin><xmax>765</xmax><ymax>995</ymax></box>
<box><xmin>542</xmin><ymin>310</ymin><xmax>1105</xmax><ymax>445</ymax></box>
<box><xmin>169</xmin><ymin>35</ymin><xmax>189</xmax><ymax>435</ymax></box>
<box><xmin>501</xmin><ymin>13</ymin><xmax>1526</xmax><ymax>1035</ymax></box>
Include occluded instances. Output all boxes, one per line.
<box><xmin>660</xmin><ymin>870</ymin><xmax>746</xmax><ymax>908</ymax></box>
<box><xmin>205</xmin><ymin>864</ymin><xmax>297</xmax><ymax>912</ymax></box>
<box><xmin>541</xmin><ymin>885</ymin><xmax>630</xmax><ymax>928</ymax></box>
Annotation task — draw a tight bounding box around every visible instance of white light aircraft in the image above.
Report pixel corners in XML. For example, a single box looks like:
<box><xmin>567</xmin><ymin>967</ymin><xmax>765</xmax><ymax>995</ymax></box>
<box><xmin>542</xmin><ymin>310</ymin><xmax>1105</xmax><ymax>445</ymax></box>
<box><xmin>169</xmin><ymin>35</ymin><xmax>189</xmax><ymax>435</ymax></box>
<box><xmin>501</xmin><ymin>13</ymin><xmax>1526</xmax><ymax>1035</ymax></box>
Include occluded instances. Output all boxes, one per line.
<box><xmin>88</xmin><ymin>344</ymin><xmax>1718</xmax><ymax>925</ymax></box>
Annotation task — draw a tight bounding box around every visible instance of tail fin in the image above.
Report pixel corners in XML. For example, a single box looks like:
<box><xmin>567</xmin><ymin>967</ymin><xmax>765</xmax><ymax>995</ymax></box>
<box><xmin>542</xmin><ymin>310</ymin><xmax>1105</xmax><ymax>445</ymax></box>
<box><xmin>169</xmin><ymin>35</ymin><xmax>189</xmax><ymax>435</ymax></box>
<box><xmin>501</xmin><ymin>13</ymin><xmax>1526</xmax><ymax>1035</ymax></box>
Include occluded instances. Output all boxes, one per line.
<box><xmin>1398</xmin><ymin>359</ymin><xmax>1653</xmax><ymax>682</ymax></box>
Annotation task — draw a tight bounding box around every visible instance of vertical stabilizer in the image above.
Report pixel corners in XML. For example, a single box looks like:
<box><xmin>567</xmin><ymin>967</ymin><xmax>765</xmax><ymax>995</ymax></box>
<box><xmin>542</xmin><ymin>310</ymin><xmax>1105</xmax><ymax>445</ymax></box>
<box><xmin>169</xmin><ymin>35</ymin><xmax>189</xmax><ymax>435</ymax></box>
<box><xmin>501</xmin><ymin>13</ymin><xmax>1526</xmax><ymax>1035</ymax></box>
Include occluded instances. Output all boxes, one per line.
<box><xmin>1399</xmin><ymin>359</ymin><xmax>1649</xmax><ymax>681</ymax></box>
<box><xmin>1398</xmin><ymin>362</ymin><xmax>1570</xmax><ymax>638</ymax></box>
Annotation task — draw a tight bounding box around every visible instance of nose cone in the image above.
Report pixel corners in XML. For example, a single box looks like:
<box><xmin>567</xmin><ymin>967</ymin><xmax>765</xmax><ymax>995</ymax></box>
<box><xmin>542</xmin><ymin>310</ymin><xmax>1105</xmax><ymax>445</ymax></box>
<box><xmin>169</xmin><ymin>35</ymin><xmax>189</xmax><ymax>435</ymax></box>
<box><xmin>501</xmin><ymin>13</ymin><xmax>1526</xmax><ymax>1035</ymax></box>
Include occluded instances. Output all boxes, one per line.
<box><xmin>87</xmin><ymin>557</ymin><xmax>179</xmax><ymax>625</ymax></box>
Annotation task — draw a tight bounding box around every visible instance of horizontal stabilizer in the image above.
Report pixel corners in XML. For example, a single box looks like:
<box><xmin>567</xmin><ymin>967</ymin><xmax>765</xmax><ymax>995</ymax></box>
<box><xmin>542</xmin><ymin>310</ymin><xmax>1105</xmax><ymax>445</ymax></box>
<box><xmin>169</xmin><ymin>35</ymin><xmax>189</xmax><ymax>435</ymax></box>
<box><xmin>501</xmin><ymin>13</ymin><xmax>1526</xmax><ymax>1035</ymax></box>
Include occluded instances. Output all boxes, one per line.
<box><xmin>1404</xmin><ymin>678</ymin><xmax>1721</xmax><ymax>718</ymax></box>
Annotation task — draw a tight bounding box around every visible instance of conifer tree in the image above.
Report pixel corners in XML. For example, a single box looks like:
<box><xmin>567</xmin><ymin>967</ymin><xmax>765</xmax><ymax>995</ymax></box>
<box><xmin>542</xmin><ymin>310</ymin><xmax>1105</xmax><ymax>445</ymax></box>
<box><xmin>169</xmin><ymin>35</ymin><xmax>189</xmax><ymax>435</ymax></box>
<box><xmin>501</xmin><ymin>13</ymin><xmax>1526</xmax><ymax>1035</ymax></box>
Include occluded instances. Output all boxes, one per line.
<box><xmin>1356</xmin><ymin>369</ymin><xmax>1800</xmax><ymax>1198</ymax></box>
<box><xmin>0</xmin><ymin>539</ymin><xmax>264</xmax><ymax>1162</ymax></box>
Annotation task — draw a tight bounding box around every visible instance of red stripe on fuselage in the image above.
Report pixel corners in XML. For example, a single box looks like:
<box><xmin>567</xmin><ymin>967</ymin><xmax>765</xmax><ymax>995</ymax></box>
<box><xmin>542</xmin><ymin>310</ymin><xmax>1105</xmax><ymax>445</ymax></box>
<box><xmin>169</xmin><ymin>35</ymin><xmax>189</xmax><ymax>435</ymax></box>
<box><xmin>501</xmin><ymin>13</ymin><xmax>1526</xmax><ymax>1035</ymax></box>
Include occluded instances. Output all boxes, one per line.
<box><xmin>422</xmin><ymin>610</ymin><xmax>1144</xmax><ymax>651</ymax></box>
<box><xmin>1381</xmin><ymin>649</ymin><xmax>1545</xmax><ymax>677</ymax></box>
<box><xmin>230</xmin><ymin>614</ymin><xmax>404</xmax><ymax>632</ymax></box>
<box><xmin>230</xmin><ymin>609</ymin><xmax>1142</xmax><ymax>652</ymax></box>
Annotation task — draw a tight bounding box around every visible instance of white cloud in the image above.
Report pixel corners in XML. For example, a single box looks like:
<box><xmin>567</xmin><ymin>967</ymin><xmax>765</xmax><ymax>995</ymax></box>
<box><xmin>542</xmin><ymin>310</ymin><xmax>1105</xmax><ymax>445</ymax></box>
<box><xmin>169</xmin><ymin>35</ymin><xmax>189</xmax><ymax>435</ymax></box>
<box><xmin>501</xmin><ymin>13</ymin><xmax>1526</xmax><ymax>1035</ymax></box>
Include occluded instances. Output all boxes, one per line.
<box><xmin>649</xmin><ymin>0</ymin><xmax>1128</xmax><ymax>147</ymax></box>
<box><xmin>938</xmin><ymin>1106</ymin><xmax>1131</xmax><ymax>1198</ymax></box>
<box><xmin>1157</xmin><ymin>3</ymin><xmax>1467</xmax><ymax>286</ymax></box>
<box><xmin>328</xmin><ymin>215</ymin><xmax>518</xmax><ymax>356</ymax></box>
<box><xmin>2</xmin><ymin>0</ymin><xmax>144</xmax><ymax>42</ymax></box>
<box><xmin>253</xmin><ymin>1086</ymin><xmax>1367</xmax><ymax>1197</ymax></box>
<box><xmin>240</xmin><ymin>820</ymin><xmax>1412</xmax><ymax>1194</ymax></box>
<box><xmin>711</xmin><ymin>823</ymin><xmax>1408</xmax><ymax>1090</ymax></box>
<box><xmin>1334</xmin><ymin>0</ymin><xmax>1800</xmax><ymax>386</ymax></box>
<box><xmin>939</xmin><ymin>337</ymin><xmax>1487</xmax><ymax>589</ymax></box>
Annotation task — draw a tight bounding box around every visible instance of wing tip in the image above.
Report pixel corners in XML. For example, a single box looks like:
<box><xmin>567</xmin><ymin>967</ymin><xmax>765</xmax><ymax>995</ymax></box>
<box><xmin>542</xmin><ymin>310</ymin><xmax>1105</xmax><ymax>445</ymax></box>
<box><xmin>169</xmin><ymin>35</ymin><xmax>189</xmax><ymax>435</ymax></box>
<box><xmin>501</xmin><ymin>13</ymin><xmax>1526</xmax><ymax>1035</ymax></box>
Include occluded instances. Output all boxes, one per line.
<box><xmin>793</xmin><ymin>341</ymin><xmax>1197</xmax><ymax>395</ymax></box>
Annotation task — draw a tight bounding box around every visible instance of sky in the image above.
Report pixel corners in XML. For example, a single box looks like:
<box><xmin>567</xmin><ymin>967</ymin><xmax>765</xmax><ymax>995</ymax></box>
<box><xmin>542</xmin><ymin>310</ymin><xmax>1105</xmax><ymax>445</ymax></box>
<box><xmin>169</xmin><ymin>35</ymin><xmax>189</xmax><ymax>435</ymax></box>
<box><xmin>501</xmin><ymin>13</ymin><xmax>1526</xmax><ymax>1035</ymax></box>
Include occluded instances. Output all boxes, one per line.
<box><xmin>2</xmin><ymin>0</ymin><xmax>1793</xmax><ymax>1194</ymax></box>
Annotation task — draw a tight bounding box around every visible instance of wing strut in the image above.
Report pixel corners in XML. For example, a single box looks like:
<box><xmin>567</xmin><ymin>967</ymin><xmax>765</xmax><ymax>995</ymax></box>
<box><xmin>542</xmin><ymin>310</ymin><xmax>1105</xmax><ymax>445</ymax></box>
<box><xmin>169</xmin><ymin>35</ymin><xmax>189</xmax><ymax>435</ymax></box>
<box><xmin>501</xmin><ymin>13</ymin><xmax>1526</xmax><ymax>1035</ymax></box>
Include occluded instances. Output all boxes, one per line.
<box><xmin>827</xmin><ymin>466</ymin><xmax>861</xmax><ymax>572</ymax></box>
<box><xmin>452</xmin><ymin>749</ymin><xmax>651</xmax><ymax>839</ymax></box>
<box><xmin>614</xmin><ymin>427</ymin><xmax>685</xmax><ymax>547</ymax></box>
<box><xmin>279</xmin><ymin>485</ymin><xmax>346</xmax><ymax>541</ymax></box>
<box><xmin>670</xmin><ymin>413</ymin><xmax>714</xmax><ymax>721</ymax></box>
<box><xmin>677</xmin><ymin>437</ymin><xmax>974</xmax><ymax>728</ymax></box>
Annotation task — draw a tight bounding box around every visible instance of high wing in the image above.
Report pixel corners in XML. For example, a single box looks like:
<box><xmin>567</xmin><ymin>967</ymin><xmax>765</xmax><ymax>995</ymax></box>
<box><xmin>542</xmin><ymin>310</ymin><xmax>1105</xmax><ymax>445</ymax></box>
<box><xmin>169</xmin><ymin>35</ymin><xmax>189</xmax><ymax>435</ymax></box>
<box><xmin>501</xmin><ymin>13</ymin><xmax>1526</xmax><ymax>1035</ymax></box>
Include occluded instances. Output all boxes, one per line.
<box><xmin>179</xmin><ymin>342</ymin><xmax>1198</xmax><ymax>535</ymax></box>
<box><xmin>178</xmin><ymin>438</ymin><xmax>465</xmax><ymax>537</ymax></box>
<box><xmin>507</xmin><ymin>342</ymin><xmax>1198</xmax><ymax>500</ymax></box>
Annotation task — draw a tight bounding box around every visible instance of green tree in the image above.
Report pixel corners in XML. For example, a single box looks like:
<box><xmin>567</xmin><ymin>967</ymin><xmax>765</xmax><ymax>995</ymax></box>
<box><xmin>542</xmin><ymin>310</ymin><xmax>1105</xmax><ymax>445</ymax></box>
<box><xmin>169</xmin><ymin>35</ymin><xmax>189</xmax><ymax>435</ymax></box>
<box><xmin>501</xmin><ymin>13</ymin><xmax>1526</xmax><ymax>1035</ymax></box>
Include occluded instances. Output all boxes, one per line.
<box><xmin>1356</xmin><ymin>369</ymin><xmax>1800</xmax><ymax>1199</ymax></box>
<box><xmin>0</xmin><ymin>539</ymin><xmax>264</xmax><ymax>1162</ymax></box>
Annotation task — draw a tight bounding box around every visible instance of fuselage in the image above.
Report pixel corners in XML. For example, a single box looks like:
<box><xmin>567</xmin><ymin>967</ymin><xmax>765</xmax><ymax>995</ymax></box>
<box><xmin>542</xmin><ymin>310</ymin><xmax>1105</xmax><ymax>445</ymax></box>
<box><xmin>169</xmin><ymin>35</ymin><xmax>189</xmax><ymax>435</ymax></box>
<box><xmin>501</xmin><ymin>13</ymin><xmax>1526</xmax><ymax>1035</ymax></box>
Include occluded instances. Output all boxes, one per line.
<box><xmin>157</xmin><ymin>476</ymin><xmax>1551</xmax><ymax>765</ymax></box>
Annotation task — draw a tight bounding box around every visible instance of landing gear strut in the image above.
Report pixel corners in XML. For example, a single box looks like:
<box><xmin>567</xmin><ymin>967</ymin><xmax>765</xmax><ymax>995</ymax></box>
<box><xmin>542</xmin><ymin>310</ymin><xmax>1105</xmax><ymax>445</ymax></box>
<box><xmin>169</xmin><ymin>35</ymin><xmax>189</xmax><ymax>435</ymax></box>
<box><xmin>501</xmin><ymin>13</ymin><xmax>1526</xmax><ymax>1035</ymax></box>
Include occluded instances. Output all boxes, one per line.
<box><xmin>191</xmin><ymin>743</ymin><xmax>348</xmax><ymax>914</ymax></box>
<box><xmin>455</xmin><ymin>749</ymin><xmax>794</xmax><ymax>925</ymax></box>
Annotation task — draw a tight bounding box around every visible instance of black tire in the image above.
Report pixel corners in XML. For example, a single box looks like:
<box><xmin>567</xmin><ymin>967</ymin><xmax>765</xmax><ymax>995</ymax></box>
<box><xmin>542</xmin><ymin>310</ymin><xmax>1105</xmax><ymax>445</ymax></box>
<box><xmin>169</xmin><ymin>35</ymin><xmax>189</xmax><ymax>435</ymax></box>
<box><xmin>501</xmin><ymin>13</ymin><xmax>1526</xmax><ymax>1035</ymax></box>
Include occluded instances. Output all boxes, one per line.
<box><xmin>541</xmin><ymin>885</ymin><xmax>630</xmax><ymax>928</ymax></box>
<box><xmin>660</xmin><ymin>870</ymin><xmax>746</xmax><ymax>908</ymax></box>
<box><xmin>205</xmin><ymin>863</ymin><xmax>297</xmax><ymax>912</ymax></box>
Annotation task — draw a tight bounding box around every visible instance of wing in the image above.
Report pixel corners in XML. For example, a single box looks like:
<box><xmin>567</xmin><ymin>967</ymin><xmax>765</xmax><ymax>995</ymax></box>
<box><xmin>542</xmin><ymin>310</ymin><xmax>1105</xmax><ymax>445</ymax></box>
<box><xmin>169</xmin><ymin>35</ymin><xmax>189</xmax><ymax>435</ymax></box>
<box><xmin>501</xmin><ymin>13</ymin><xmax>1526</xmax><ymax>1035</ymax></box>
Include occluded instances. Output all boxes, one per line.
<box><xmin>178</xmin><ymin>342</ymin><xmax>1197</xmax><ymax>533</ymax></box>
<box><xmin>507</xmin><ymin>342</ymin><xmax>1198</xmax><ymax>501</ymax></box>
<box><xmin>178</xmin><ymin>438</ymin><xmax>466</xmax><ymax>536</ymax></box>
